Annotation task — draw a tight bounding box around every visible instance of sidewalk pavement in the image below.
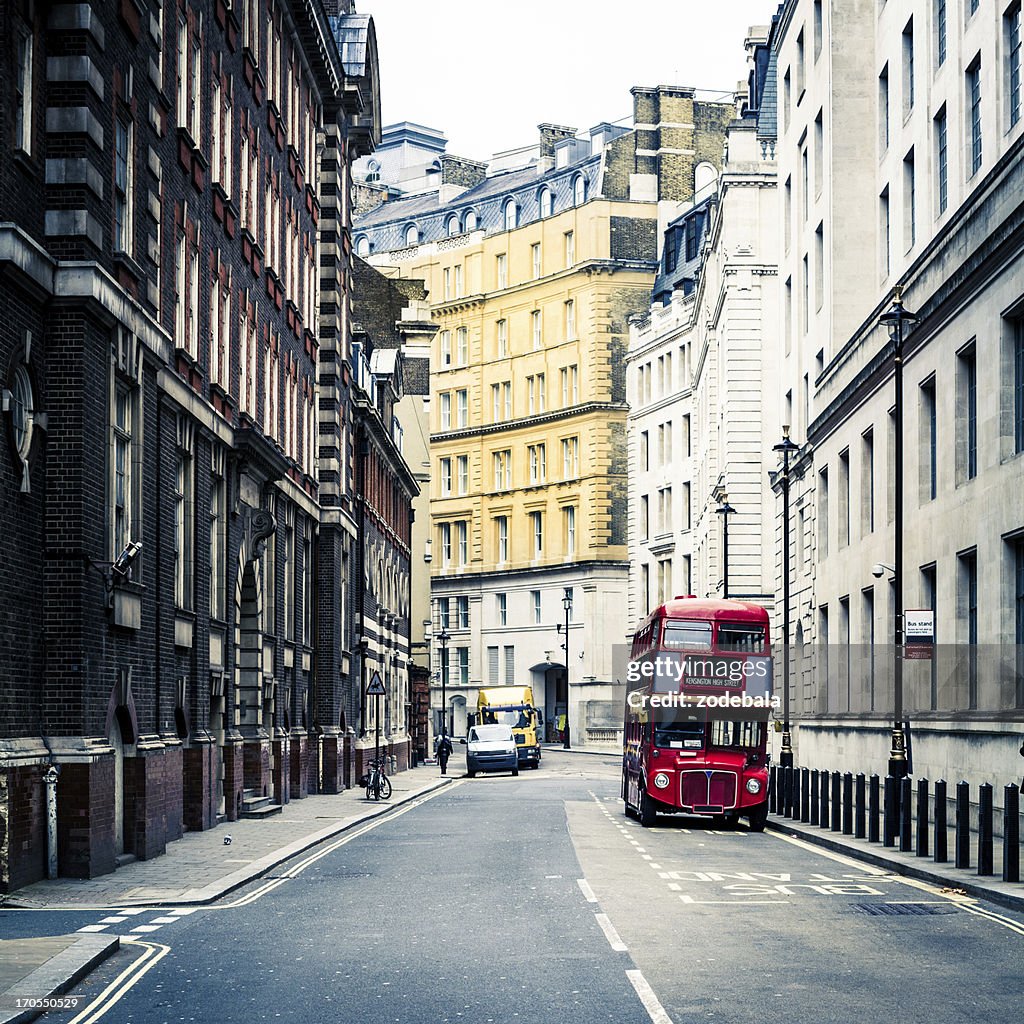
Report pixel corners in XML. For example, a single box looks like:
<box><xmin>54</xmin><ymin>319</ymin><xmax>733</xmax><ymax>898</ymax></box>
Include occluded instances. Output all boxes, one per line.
<box><xmin>3</xmin><ymin>766</ymin><xmax>452</xmax><ymax>911</ymax></box>
<box><xmin>0</xmin><ymin>934</ymin><xmax>119</xmax><ymax>1024</ymax></box>
<box><xmin>767</xmin><ymin>811</ymin><xmax>1024</xmax><ymax>913</ymax></box>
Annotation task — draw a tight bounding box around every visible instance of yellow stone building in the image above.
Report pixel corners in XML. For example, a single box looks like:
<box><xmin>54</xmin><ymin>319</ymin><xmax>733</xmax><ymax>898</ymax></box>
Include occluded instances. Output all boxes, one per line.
<box><xmin>355</xmin><ymin>90</ymin><xmax>732</xmax><ymax>747</ymax></box>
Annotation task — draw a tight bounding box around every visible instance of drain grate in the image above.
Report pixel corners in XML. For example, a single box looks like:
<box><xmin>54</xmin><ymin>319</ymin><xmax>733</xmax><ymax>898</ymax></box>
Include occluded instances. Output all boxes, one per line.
<box><xmin>849</xmin><ymin>902</ymin><xmax>959</xmax><ymax>916</ymax></box>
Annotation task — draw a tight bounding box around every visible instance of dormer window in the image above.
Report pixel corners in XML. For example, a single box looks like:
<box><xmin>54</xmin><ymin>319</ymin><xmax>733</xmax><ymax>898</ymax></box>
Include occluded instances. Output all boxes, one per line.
<box><xmin>446</xmin><ymin>214</ymin><xmax>460</xmax><ymax>237</ymax></box>
<box><xmin>355</xmin><ymin>235</ymin><xmax>370</xmax><ymax>257</ymax></box>
<box><xmin>404</xmin><ymin>223</ymin><xmax>419</xmax><ymax>246</ymax></box>
<box><xmin>463</xmin><ymin>210</ymin><xmax>478</xmax><ymax>231</ymax></box>
<box><xmin>503</xmin><ymin>199</ymin><xmax>518</xmax><ymax>230</ymax></box>
<box><xmin>539</xmin><ymin>187</ymin><xmax>553</xmax><ymax>218</ymax></box>
<box><xmin>572</xmin><ymin>174</ymin><xmax>587</xmax><ymax>206</ymax></box>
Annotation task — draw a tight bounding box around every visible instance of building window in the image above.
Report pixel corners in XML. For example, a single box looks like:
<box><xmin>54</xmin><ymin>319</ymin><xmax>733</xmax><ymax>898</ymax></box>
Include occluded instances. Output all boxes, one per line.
<box><xmin>504</xmin><ymin>645</ymin><xmax>515</xmax><ymax>684</ymax></box>
<box><xmin>114</xmin><ymin>116</ymin><xmax>134</xmax><ymax>254</ymax></box>
<box><xmin>564</xmin><ymin>300</ymin><xmax>576</xmax><ymax>340</ymax></box>
<box><xmin>561</xmin><ymin>436</ymin><xmax>579</xmax><ymax>479</ymax></box>
<box><xmin>902</xmin><ymin>17</ymin><xmax>915</xmax><ymax>116</ymax></box>
<box><xmin>497</xmin><ymin>592</ymin><xmax>507</xmax><ymax>626</ymax></box>
<box><xmin>560</xmin><ymin>364</ymin><xmax>578</xmax><ymax>406</ymax></box>
<box><xmin>174</xmin><ymin>449</ymin><xmax>194</xmax><ymax>610</ymax></box>
<box><xmin>539</xmin><ymin>188</ymin><xmax>553</xmax><ymax>217</ymax></box>
<box><xmin>355</xmin><ymin>235</ymin><xmax>370</xmax><ymax>257</ymax></box>
<box><xmin>531</xmin><ymin>310</ymin><xmax>542</xmax><ymax>350</ymax></box>
<box><xmin>531</xmin><ymin>243</ymin><xmax>541</xmax><ymax>279</ymax></box>
<box><xmin>439</xmin><ymin>523</ymin><xmax>452</xmax><ymax>569</ymax></box>
<box><xmin>880</xmin><ymin>186</ymin><xmax>891</xmax><ymax>279</ymax></box>
<box><xmin>456</xmin><ymin>647</ymin><xmax>469</xmax><ymax>687</ymax></box>
<box><xmin>903</xmin><ymin>148</ymin><xmax>916</xmax><ymax>251</ymax></box>
<box><xmin>493</xmin><ymin>449</ymin><xmax>511</xmax><ymax>490</ymax></box>
<box><xmin>936</xmin><ymin>0</ymin><xmax>947</xmax><ymax>67</ymax></box>
<box><xmin>814</xmin><ymin>224</ymin><xmax>824</xmax><ymax>311</ymax></box>
<box><xmin>15</xmin><ymin>24</ymin><xmax>33</xmax><ymax>154</ymax></box>
<box><xmin>464</xmin><ymin>210</ymin><xmax>478</xmax><ymax>231</ymax></box>
<box><xmin>440</xmin><ymin>392</ymin><xmax>451</xmax><ymax>431</ymax></box>
<box><xmin>456</xmin><ymin>327</ymin><xmax>468</xmax><ymax>366</ymax></box>
<box><xmin>818</xmin><ymin>466</ymin><xmax>829</xmax><ymax>559</ymax></box>
<box><xmin>496</xmin><ymin>253</ymin><xmax>507</xmax><ymax>289</ymax></box>
<box><xmin>283</xmin><ymin>511</ymin><xmax>295</xmax><ymax>641</ymax></box>
<box><xmin>967</xmin><ymin>57</ymin><xmax>983</xmax><ymax>177</ymax></box>
<box><xmin>1008</xmin><ymin>2</ymin><xmax>1022</xmax><ymax>128</ymax></box>
<box><xmin>958</xmin><ymin>547</ymin><xmax>978</xmax><ymax>708</ymax></box>
<box><xmin>528</xmin><ymin>443</ymin><xmax>546</xmax><ymax>484</ymax></box>
<box><xmin>640</xmin><ymin>495</ymin><xmax>649</xmax><ymax>540</ymax></box>
<box><xmin>1015</xmin><ymin>318</ymin><xmax>1024</xmax><ymax>453</ymax></box>
<box><xmin>503</xmin><ymin>199</ymin><xmax>518</xmax><ymax>230</ymax></box>
<box><xmin>440</xmin><ymin>330</ymin><xmax>452</xmax><ymax>367</ymax></box>
<box><xmin>440</xmin><ymin>456</ymin><xmax>452</xmax><ymax>497</ymax></box>
<box><xmin>446</xmin><ymin>214</ymin><xmax>459</xmax><ymax>237</ymax></box>
<box><xmin>935</xmin><ymin>106</ymin><xmax>948</xmax><ymax>214</ymax></box>
<box><xmin>457</xmin><ymin>454</ymin><xmax>469</xmax><ymax>495</ymax></box>
<box><xmin>496</xmin><ymin>319</ymin><xmax>508</xmax><ymax>358</ymax></box>
<box><xmin>456</xmin><ymin>521</ymin><xmax>467</xmax><ymax>565</ymax></box>
<box><xmin>920</xmin><ymin>376</ymin><xmax>937</xmax><ymax>502</ymax></box>
<box><xmin>530</xmin><ymin>590</ymin><xmax>542</xmax><ymax>624</ymax></box>
<box><xmin>404</xmin><ymin>224</ymin><xmax>418</xmax><ymax>245</ymax></box>
<box><xmin>302</xmin><ymin>523</ymin><xmax>313</xmax><ymax>645</ymax></box>
<box><xmin>496</xmin><ymin>516</ymin><xmax>509</xmax><ymax>563</ymax></box>
<box><xmin>112</xmin><ymin>382</ymin><xmax>138</xmax><ymax>564</ymax></box>
<box><xmin>443</xmin><ymin>268</ymin><xmax>451</xmax><ymax>301</ymax></box>
<box><xmin>862</xmin><ymin>429</ymin><xmax>875</xmax><ymax>535</ymax></box>
<box><xmin>454</xmin><ymin>264</ymin><xmax>463</xmax><ymax>298</ymax></box>
<box><xmin>564</xmin><ymin>231</ymin><xmax>575</xmax><ymax>267</ymax></box>
<box><xmin>879</xmin><ymin>64</ymin><xmax>889</xmax><ymax>152</ymax></box>
<box><xmin>456</xmin><ymin>595</ymin><xmax>469</xmax><ymax>629</ymax></box>
<box><xmin>1014</xmin><ymin>537</ymin><xmax>1024</xmax><ymax>706</ymax></box>
<box><xmin>814</xmin><ymin>0</ymin><xmax>823</xmax><ymax>61</ymax></box>
<box><xmin>957</xmin><ymin>342</ymin><xmax>978</xmax><ymax>483</ymax></box>
<box><xmin>209</xmin><ymin>464</ymin><xmax>225</xmax><ymax>621</ymax></box>
<box><xmin>530</xmin><ymin>512</ymin><xmax>543</xmax><ymax>558</ymax></box>
<box><xmin>456</xmin><ymin>389</ymin><xmax>468</xmax><ymax>428</ymax></box>
<box><xmin>572</xmin><ymin>174</ymin><xmax>587</xmax><ymax>206</ymax></box>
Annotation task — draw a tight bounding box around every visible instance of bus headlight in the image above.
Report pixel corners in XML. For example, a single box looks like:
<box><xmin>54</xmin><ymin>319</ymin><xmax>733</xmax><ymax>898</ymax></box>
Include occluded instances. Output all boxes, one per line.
<box><xmin>746</xmin><ymin>778</ymin><xmax>762</xmax><ymax>794</ymax></box>
<box><xmin>653</xmin><ymin>772</ymin><xmax>671</xmax><ymax>789</ymax></box>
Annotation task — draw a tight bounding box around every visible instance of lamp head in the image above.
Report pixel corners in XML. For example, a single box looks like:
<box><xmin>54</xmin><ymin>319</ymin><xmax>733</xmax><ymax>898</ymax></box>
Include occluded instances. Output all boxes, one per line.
<box><xmin>111</xmin><ymin>540</ymin><xmax>142</xmax><ymax>579</ymax></box>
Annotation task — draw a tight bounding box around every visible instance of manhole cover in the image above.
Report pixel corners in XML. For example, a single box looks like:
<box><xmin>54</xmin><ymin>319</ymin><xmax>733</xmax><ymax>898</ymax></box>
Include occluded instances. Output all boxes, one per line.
<box><xmin>849</xmin><ymin>903</ymin><xmax>959</xmax><ymax>916</ymax></box>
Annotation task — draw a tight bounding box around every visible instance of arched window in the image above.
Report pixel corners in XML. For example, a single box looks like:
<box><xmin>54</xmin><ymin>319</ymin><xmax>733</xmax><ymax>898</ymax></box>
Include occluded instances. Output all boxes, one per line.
<box><xmin>694</xmin><ymin>161</ymin><xmax>718</xmax><ymax>199</ymax></box>
<box><xmin>463</xmin><ymin>210</ymin><xmax>477</xmax><ymax>231</ymax></box>
<box><xmin>366</xmin><ymin>159</ymin><xmax>381</xmax><ymax>183</ymax></box>
<box><xmin>539</xmin><ymin>187</ymin><xmax>553</xmax><ymax>218</ymax></box>
<box><xmin>503</xmin><ymin>198</ymin><xmax>518</xmax><ymax>230</ymax></box>
<box><xmin>446</xmin><ymin>214</ymin><xmax>460</xmax><ymax>237</ymax></box>
<box><xmin>355</xmin><ymin>235</ymin><xmax>370</xmax><ymax>257</ymax></box>
<box><xmin>404</xmin><ymin>223</ymin><xmax>419</xmax><ymax>246</ymax></box>
<box><xmin>572</xmin><ymin>174</ymin><xmax>587</xmax><ymax>206</ymax></box>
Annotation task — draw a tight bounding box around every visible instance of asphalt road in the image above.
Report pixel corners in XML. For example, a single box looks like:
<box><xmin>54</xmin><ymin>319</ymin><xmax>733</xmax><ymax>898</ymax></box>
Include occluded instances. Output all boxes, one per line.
<box><xmin>2</xmin><ymin>749</ymin><xmax>1022</xmax><ymax>1024</ymax></box>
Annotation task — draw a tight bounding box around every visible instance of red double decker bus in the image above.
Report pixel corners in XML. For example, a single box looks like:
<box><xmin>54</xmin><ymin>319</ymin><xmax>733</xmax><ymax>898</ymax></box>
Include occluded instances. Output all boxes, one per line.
<box><xmin>622</xmin><ymin>597</ymin><xmax>774</xmax><ymax>830</ymax></box>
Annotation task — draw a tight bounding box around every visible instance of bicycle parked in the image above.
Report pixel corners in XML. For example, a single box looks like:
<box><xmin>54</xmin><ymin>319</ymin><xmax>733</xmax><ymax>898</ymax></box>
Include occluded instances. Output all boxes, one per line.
<box><xmin>364</xmin><ymin>756</ymin><xmax>392</xmax><ymax>801</ymax></box>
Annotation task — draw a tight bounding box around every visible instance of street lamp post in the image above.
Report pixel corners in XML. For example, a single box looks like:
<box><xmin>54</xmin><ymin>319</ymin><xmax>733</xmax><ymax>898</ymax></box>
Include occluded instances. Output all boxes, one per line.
<box><xmin>879</xmin><ymin>286</ymin><xmax>918</xmax><ymax>780</ymax></box>
<box><xmin>562</xmin><ymin>588</ymin><xmax>573</xmax><ymax>749</ymax></box>
<box><xmin>715</xmin><ymin>494</ymin><xmax>736</xmax><ymax>599</ymax></box>
<box><xmin>774</xmin><ymin>427</ymin><xmax>800</xmax><ymax>768</ymax></box>
<box><xmin>437</xmin><ymin>626</ymin><xmax>450</xmax><ymax>741</ymax></box>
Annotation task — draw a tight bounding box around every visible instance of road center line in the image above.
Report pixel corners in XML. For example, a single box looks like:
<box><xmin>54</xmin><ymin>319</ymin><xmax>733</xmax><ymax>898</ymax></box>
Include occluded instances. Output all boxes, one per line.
<box><xmin>577</xmin><ymin>878</ymin><xmax>598</xmax><ymax>903</ymax></box>
<box><xmin>595</xmin><ymin>912</ymin><xmax>628</xmax><ymax>951</ymax></box>
<box><xmin>66</xmin><ymin>938</ymin><xmax>170</xmax><ymax>1024</ymax></box>
<box><xmin>626</xmin><ymin>969</ymin><xmax>675</xmax><ymax>1024</ymax></box>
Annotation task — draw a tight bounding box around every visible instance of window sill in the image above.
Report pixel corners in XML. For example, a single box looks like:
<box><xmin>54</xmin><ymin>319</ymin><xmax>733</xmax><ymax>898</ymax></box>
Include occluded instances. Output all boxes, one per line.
<box><xmin>113</xmin><ymin>250</ymin><xmax>145</xmax><ymax>284</ymax></box>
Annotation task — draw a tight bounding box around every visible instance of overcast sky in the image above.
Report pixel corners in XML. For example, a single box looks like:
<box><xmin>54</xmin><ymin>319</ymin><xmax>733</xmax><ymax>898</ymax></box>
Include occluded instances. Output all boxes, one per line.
<box><xmin>364</xmin><ymin>0</ymin><xmax>777</xmax><ymax>159</ymax></box>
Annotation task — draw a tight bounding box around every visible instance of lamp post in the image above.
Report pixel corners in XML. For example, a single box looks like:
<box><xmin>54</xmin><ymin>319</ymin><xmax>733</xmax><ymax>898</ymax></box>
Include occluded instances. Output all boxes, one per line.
<box><xmin>561</xmin><ymin>588</ymin><xmax>573</xmax><ymax>749</ymax></box>
<box><xmin>773</xmin><ymin>427</ymin><xmax>800</xmax><ymax>768</ymax></box>
<box><xmin>878</xmin><ymin>286</ymin><xmax>918</xmax><ymax>780</ymax></box>
<box><xmin>715</xmin><ymin>494</ymin><xmax>736</xmax><ymax>599</ymax></box>
<box><xmin>437</xmin><ymin>626</ymin><xmax>450</xmax><ymax>740</ymax></box>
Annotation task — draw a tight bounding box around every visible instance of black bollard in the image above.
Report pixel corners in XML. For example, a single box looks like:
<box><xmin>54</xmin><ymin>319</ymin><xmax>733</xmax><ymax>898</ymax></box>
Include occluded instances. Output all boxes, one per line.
<box><xmin>1003</xmin><ymin>784</ymin><xmax>1020</xmax><ymax>884</ymax></box>
<box><xmin>916</xmin><ymin>778</ymin><xmax>929</xmax><ymax>858</ymax></box>
<box><xmin>810</xmin><ymin>769</ymin><xmax>820</xmax><ymax>826</ymax></box>
<box><xmin>955</xmin><ymin>780</ymin><xmax>970</xmax><ymax>869</ymax></box>
<box><xmin>869</xmin><ymin>774</ymin><xmax>880</xmax><ymax>843</ymax></box>
<box><xmin>855</xmin><ymin>773</ymin><xmax>866</xmax><ymax>839</ymax></box>
<box><xmin>784</xmin><ymin>766</ymin><xmax>793</xmax><ymax>818</ymax></box>
<box><xmin>801</xmin><ymin>767</ymin><xmax>810</xmax><ymax>823</ymax></box>
<box><xmin>978</xmin><ymin>782</ymin><xmax>993</xmax><ymax>876</ymax></box>
<box><xmin>934</xmin><ymin>779</ymin><xmax>948</xmax><ymax>863</ymax></box>
<box><xmin>900</xmin><ymin>777</ymin><xmax>913</xmax><ymax>852</ymax></box>
<box><xmin>792</xmin><ymin>766</ymin><xmax>802</xmax><ymax>820</ymax></box>
<box><xmin>820</xmin><ymin>770</ymin><xmax>830</xmax><ymax>829</ymax></box>
<box><xmin>770</xmin><ymin>765</ymin><xmax>778</xmax><ymax>814</ymax></box>
<box><xmin>831</xmin><ymin>771</ymin><xmax>841</xmax><ymax>831</ymax></box>
<box><xmin>883</xmin><ymin>775</ymin><xmax>897</xmax><ymax>847</ymax></box>
<box><xmin>842</xmin><ymin>772</ymin><xmax>854</xmax><ymax>835</ymax></box>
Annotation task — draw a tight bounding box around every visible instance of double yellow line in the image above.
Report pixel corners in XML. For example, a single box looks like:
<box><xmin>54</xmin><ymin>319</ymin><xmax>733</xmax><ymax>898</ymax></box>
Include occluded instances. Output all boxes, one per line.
<box><xmin>66</xmin><ymin>938</ymin><xmax>169</xmax><ymax>1024</ymax></box>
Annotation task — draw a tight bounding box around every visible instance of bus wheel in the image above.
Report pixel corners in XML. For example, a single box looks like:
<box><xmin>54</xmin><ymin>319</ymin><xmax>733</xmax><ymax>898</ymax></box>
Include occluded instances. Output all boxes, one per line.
<box><xmin>747</xmin><ymin>803</ymin><xmax>768</xmax><ymax>832</ymax></box>
<box><xmin>638</xmin><ymin>790</ymin><xmax>657</xmax><ymax>828</ymax></box>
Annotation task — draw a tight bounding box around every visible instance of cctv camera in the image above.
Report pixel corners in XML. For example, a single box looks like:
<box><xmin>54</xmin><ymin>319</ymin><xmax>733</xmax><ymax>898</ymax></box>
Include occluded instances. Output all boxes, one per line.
<box><xmin>112</xmin><ymin>540</ymin><xmax>143</xmax><ymax>578</ymax></box>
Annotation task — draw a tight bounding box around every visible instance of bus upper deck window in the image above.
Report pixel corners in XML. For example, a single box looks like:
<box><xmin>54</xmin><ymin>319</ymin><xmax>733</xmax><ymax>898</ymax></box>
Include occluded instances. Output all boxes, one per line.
<box><xmin>717</xmin><ymin>624</ymin><xmax>765</xmax><ymax>651</ymax></box>
<box><xmin>662</xmin><ymin>620</ymin><xmax>713</xmax><ymax>649</ymax></box>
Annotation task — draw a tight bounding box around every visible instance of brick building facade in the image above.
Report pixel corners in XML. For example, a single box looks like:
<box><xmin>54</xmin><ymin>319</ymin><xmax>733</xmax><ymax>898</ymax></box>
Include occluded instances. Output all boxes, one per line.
<box><xmin>0</xmin><ymin>0</ymin><xmax>389</xmax><ymax>893</ymax></box>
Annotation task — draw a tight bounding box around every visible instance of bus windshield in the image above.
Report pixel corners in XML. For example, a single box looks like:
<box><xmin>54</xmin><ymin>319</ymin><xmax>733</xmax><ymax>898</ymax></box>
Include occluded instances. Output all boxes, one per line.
<box><xmin>662</xmin><ymin>620</ymin><xmax>713</xmax><ymax>649</ymax></box>
<box><xmin>717</xmin><ymin>624</ymin><xmax>766</xmax><ymax>651</ymax></box>
<box><xmin>653</xmin><ymin>712</ymin><xmax>705</xmax><ymax>750</ymax></box>
<box><xmin>709</xmin><ymin>720</ymin><xmax>765</xmax><ymax>750</ymax></box>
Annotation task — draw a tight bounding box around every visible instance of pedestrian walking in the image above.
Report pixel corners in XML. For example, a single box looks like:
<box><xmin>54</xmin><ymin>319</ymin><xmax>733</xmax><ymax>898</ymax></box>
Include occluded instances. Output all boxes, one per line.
<box><xmin>436</xmin><ymin>734</ymin><xmax>454</xmax><ymax>775</ymax></box>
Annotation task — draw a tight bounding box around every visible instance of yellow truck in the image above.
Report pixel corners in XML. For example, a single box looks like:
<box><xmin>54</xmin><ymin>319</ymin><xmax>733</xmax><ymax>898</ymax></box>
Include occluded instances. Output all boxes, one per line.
<box><xmin>475</xmin><ymin>687</ymin><xmax>543</xmax><ymax>769</ymax></box>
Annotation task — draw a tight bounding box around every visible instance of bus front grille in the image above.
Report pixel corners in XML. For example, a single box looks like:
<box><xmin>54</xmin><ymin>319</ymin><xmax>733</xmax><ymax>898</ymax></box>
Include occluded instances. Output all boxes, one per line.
<box><xmin>680</xmin><ymin>770</ymin><xmax>738</xmax><ymax>811</ymax></box>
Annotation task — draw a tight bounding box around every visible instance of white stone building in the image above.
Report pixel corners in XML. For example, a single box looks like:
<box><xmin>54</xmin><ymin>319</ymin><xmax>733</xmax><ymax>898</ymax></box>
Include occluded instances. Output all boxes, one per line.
<box><xmin>772</xmin><ymin>0</ymin><xmax>1024</xmax><ymax>786</ymax></box>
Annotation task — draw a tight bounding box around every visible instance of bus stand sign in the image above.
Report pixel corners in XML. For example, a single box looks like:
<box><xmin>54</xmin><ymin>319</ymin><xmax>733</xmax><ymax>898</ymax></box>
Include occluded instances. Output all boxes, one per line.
<box><xmin>903</xmin><ymin>609</ymin><xmax>934</xmax><ymax>660</ymax></box>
